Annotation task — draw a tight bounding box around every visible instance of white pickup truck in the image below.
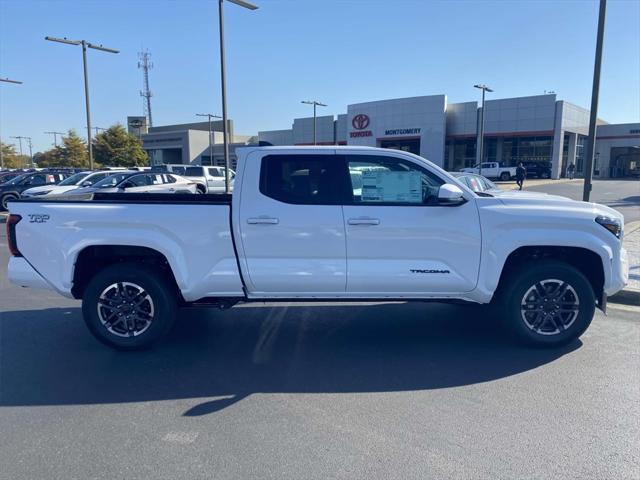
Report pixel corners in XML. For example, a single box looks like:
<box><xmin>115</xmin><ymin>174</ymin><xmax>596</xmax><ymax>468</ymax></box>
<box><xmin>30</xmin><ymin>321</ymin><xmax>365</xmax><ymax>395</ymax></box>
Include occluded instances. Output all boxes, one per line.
<box><xmin>460</xmin><ymin>162</ymin><xmax>518</xmax><ymax>181</ymax></box>
<box><xmin>6</xmin><ymin>146</ymin><xmax>628</xmax><ymax>350</ymax></box>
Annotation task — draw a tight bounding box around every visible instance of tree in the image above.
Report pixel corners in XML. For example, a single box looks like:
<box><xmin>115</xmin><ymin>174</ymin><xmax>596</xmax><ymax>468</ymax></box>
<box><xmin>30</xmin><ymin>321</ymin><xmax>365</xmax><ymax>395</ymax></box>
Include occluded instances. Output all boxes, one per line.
<box><xmin>94</xmin><ymin>124</ymin><xmax>148</xmax><ymax>167</ymax></box>
<box><xmin>33</xmin><ymin>149</ymin><xmax>60</xmax><ymax>168</ymax></box>
<box><xmin>56</xmin><ymin>130</ymin><xmax>90</xmax><ymax>168</ymax></box>
<box><xmin>1</xmin><ymin>142</ymin><xmax>28</xmax><ymax>169</ymax></box>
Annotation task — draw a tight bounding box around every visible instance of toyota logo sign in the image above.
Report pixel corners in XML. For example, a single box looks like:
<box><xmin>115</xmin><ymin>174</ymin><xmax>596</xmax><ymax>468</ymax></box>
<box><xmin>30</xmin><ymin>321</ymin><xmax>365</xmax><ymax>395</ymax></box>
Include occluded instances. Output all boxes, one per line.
<box><xmin>352</xmin><ymin>114</ymin><xmax>370</xmax><ymax>130</ymax></box>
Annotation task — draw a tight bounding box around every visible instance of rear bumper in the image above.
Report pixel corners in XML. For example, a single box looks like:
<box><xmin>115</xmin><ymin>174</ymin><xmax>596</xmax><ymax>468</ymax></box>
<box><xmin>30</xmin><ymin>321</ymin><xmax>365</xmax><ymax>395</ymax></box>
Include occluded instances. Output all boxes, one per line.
<box><xmin>8</xmin><ymin>257</ymin><xmax>53</xmax><ymax>290</ymax></box>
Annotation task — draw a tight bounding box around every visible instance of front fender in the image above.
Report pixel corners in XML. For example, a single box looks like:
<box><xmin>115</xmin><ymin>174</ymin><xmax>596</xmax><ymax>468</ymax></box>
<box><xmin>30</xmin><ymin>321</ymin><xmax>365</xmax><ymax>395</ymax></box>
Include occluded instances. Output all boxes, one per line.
<box><xmin>476</xmin><ymin>228</ymin><xmax>613</xmax><ymax>301</ymax></box>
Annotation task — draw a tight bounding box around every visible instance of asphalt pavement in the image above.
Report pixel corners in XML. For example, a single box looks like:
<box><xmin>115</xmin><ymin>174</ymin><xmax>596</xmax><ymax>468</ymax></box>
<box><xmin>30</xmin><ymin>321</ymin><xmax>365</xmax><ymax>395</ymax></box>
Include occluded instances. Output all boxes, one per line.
<box><xmin>1</xmin><ymin>229</ymin><xmax>639</xmax><ymax>479</ymax></box>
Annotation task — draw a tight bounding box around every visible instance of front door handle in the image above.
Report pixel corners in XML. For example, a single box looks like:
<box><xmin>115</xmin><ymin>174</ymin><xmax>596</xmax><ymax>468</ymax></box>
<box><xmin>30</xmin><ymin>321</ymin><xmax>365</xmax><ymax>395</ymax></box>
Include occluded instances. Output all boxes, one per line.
<box><xmin>348</xmin><ymin>217</ymin><xmax>380</xmax><ymax>226</ymax></box>
<box><xmin>247</xmin><ymin>217</ymin><xmax>279</xmax><ymax>225</ymax></box>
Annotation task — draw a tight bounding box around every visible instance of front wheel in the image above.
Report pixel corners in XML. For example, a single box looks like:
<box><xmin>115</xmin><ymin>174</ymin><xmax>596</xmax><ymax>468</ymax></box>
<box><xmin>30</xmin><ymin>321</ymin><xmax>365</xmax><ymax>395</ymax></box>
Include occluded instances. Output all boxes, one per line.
<box><xmin>82</xmin><ymin>263</ymin><xmax>177</xmax><ymax>350</ymax></box>
<box><xmin>500</xmin><ymin>172</ymin><xmax>511</xmax><ymax>181</ymax></box>
<box><xmin>498</xmin><ymin>260</ymin><xmax>595</xmax><ymax>347</ymax></box>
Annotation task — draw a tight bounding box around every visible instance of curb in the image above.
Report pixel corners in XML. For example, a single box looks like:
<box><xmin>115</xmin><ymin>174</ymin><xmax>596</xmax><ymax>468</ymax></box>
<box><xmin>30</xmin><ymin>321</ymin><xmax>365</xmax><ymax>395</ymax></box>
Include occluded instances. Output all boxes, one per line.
<box><xmin>625</xmin><ymin>220</ymin><xmax>640</xmax><ymax>236</ymax></box>
<box><xmin>609</xmin><ymin>289</ymin><xmax>640</xmax><ymax>308</ymax></box>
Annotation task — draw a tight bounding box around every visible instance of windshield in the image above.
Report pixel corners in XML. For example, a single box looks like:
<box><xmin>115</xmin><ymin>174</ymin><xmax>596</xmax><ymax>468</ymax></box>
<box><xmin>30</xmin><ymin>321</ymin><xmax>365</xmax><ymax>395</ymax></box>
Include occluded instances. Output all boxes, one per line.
<box><xmin>3</xmin><ymin>173</ymin><xmax>29</xmax><ymax>185</ymax></box>
<box><xmin>58</xmin><ymin>172</ymin><xmax>90</xmax><ymax>186</ymax></box>
<box><xmin>91</xmin><ymin>172</ymin><xmax>133</xmax><ymax>188</ymax></box>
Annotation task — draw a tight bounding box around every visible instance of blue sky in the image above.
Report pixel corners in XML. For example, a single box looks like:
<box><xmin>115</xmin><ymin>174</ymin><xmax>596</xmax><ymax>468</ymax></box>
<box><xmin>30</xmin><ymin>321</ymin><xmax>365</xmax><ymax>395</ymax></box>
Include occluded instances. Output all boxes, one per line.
<box><xmin>1</xmin><ymin>0</ymin><xmax>639</xmax><ymax>153</ymax></box>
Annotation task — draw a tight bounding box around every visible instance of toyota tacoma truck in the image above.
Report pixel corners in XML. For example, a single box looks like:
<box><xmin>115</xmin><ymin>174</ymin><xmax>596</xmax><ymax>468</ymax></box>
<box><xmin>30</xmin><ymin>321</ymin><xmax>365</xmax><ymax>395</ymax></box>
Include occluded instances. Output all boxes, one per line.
<box><xmin>6</xmin><ymin>146</ymin><xmax>628</xmax><ymax>350</ymax></box>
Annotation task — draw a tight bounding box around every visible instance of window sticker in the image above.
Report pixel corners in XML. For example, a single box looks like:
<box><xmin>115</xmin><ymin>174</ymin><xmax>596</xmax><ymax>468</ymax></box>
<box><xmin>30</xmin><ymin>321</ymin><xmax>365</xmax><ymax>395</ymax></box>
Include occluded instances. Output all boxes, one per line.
<box><xmin>361</xmin><ymin>170</ymin><xmax>422</xmax><ymax>203</ymax></box>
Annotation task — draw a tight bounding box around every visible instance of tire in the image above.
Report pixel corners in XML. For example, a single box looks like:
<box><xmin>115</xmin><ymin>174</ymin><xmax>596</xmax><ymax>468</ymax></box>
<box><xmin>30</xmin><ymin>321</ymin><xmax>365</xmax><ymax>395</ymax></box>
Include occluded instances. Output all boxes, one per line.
<box><xmin>1</xmin><ymin>193</ymin><xmax>18</xmax><ymax>211</ymax></box>
<box><xmin>500</xmin><ymin>172</ymin><xmax>511</xmax><ymax>181</ymax></box>
<box><xmin>196</xmin><ymin>184</ymin><xmax>207</xmax><ymax>194</ymax></box>
<box><xmin>498</xmin><ymin>260</ymin><xmax>595</xmax><ymax>347</ymax></box>
<box><xmin>82</xmin><ymin>263</ymin><xmax>177</xmax><ymax>350</ymax></box>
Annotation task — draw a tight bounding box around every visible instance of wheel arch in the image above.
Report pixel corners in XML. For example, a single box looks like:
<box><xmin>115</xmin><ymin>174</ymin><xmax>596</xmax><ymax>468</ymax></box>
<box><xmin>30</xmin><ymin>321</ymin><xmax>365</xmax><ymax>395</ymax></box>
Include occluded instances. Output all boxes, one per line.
<box><xmin>71</xmin><ymin>245</ymin><xmax>182</xmax><ymax>301</ymax></box>
<box><xmin>497</xmin><ymin>245</ymin><xmax>605</xmax><ymax>302</ymax></box>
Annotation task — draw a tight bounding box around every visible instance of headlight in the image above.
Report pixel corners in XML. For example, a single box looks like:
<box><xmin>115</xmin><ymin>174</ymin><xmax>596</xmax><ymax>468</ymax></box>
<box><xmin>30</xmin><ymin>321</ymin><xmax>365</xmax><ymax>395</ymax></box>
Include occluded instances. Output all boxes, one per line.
<box><xmin>595</xmin><ymin>215</ymin><xmax>622</xmax><ymax>238</ymax></box>
<box><xmin>31</xmin><ymin>190</ymin><xmax>52</xmax><ymax>196</ymax></box>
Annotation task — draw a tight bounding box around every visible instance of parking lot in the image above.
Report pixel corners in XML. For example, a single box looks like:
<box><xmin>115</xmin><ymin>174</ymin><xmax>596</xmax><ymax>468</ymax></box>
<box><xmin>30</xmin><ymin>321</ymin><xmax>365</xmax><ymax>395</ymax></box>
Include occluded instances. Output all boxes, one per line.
<box><xmin>1</xmin><ymin>183</ymin><xmax>639</xmax><ymax>479</ymax></box>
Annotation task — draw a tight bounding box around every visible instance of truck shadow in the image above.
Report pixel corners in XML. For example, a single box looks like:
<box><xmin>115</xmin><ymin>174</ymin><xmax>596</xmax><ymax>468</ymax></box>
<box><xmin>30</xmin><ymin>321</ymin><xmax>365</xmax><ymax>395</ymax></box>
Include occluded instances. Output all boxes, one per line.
<box><xmin>0</xmin><ymin>302</ymin><xmax>580</xmax><ymax>415</ymax></box>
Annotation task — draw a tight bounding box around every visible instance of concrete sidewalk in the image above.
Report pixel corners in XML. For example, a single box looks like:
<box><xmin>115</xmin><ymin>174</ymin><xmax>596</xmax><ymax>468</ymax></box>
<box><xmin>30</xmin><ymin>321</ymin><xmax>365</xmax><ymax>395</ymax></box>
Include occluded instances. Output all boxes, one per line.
<box><xmin>495</xmin><ymin>177</ymin><xmax>581</xmax><ymax>190</ymax></box>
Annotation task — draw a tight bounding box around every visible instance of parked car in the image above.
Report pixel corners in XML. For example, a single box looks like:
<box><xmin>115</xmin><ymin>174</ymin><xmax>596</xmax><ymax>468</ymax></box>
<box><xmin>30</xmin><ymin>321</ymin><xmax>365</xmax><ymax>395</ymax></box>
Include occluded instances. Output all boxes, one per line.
<box><xmin>7</xmin><ymin>146</ymin><xmax>627</xmax><ymax>351</ymax></box>
<box><xmin>524</xmin><ymin>161</ymin><xmax>552</xmax><ymax>179</ymax></box>
<box><xmin>450</xmin><ymin>172</ymin><xmax>502</xmax><ymax>195</ymax></box>
<box><xmin>62</xmin><ymin>171</ymin><xmax>198</xmax><ymax>197</ymax></box>
<box><xmin>21</xmin><ymin>170</ymin><xmax>117</xmax><ymax>197</ymax></box>
<box><xmin>152</xmin><ymin>164</ymin><xmax>235</xmax><ymax>193</ymax></box>
<box><xmin>460</xmin><ymin>162</ymin><xmax>517</xmax><ymax>180</ymax></box>
<box><xmin>0</xmin><ymin>171</ymin><xmax>72</xmax><ymax>210</ymax></box>
<box><xmin>0</xmin><ymin>171</ymin><xmax>25</xmax><ymax>185</ymax></box>
<box><xmin>451</xmin><ymin>172</ymin><xmax>564</xmax><ymax>200</ymax></box>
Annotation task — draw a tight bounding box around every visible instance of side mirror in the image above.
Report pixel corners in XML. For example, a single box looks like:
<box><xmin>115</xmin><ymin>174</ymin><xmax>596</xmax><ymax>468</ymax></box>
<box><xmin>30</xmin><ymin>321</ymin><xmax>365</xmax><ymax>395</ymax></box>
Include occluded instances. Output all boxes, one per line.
<box><xmin>438</xmin><ymin>183</ymin><xmax>466</xmax><ymax>205</ymax></box>
<box><xmin>81</xmin><ymin>180</ymin><xmax>92</xmax><ymax>187</ymax></box>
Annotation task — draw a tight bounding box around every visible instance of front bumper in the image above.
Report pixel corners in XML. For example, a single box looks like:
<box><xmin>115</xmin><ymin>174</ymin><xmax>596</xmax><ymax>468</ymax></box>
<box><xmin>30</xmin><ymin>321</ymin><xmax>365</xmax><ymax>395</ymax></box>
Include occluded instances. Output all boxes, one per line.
<box><xmin>604</xmin><ymin>246</ymin><xmax>629</xmax><ymax>296</ymax></box>
<box><xmin>8</xmin><ymin>256</ymin><xmax>52</xmax><ymax>290</ymax></box>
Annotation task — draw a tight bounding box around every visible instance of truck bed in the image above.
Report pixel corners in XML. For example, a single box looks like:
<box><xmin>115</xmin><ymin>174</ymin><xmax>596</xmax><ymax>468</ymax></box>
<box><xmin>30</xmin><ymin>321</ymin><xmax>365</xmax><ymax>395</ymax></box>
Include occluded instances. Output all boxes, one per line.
<box><xmin>8</xmin><ymin>193</ymin><xmax>243</xmax><ymax>301</ymax></box>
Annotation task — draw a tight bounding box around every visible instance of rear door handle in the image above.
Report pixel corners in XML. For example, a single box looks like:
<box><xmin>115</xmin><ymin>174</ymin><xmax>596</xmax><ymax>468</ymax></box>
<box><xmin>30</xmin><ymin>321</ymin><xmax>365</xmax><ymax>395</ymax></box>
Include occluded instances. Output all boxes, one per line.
<box><xmin>348</xmin><ymin>217</ymin><xmax>380</xmax><ymax>226</ymax></box>
<box><xmin>247</xmin><ymin>217</ymin><xmax>279</xmax><ymax>225</ymax></box>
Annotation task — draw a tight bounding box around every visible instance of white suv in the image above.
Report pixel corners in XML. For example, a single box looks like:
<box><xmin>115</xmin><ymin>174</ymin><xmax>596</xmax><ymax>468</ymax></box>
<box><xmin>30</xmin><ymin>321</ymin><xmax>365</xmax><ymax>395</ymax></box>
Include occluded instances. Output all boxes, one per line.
<box><xmin>155</xmin><ymin>165</ymin><xmax>235</xmax><ymax>193</ymax></box>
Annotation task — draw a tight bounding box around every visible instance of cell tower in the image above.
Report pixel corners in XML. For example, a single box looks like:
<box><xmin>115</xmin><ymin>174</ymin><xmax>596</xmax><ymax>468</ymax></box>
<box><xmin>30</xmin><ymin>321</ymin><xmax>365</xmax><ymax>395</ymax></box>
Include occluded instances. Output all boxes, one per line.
<box><xmin>138</xmin><ymin>49</ymin><xmax>154</xmax><ymax>127</ymax></box>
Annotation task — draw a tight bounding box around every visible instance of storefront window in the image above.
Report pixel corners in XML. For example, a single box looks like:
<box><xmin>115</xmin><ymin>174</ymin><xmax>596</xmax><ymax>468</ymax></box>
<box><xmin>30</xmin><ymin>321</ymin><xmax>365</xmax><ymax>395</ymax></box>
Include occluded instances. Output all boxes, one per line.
<box><xmin>445</xmin><ymin>138</ymin><xmax>476</xmax><ymax>171</ymax></box>
<box><xmin>500</xmin><ymin>136</ymin><xmax>553</xmax><ymax>166</ymax></box>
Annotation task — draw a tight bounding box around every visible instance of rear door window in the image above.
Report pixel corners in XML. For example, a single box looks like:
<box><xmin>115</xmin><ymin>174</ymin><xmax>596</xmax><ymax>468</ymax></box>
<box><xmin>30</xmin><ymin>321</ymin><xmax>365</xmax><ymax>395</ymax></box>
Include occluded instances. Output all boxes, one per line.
<box><xmin>259</xmin><ymin>154</ymin><xmax>346</xmax><ymax>205</ymax></box>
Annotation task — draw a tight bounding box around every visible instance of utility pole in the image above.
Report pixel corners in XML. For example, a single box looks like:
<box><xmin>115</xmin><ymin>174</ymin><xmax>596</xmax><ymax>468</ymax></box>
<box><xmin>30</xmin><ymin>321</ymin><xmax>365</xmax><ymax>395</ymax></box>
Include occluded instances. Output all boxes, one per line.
<box><xmin>196</xmin><ymin>113</ymin><xmax>222</xmax><ymax>167</ymax></box>
<box><xmin>26</xmin><ymin>137</ymin><xmax>33</xmax><ymax>167</ymax></box>
<box><xmin>45</xmin><ymin>36</ymin><xmax>119</xmax><ymax>169</ymax></box>
<box><xmin>301</xmin><ymin>100</ymin><xmax>327</xmax><ymax>145</ymax></box>
<box><xmin>583</xmin><ymin>0</ymin><xmax>607</xmax><ymax>202</ymax></box>
<box><xmin>218</xmin><ymin>0</ymin><xmax>259</xmax><ymax>194</ymax></box>
<box><xmin>474</xmin><ymin>84</ymin><xmax>493</xmax><ymax>177</ymax></box>
<box><xmin>44</xmin><ymin>131</ymin><xmax>65</xmax><ymax>147</ymax></box>
<box><xmin>138</xmin><ymin>50</ymin><xmax>154</xmax><ymax>127</ymax></box>
<box><xmin>0</xmin><ymin>77</ymin><xmax>23</xmax><ymax>170</ymax></box>
<box><xmin>10</xmin><ymin>136</ymin><xmax>27</xmax><ymax>168</ymax></box>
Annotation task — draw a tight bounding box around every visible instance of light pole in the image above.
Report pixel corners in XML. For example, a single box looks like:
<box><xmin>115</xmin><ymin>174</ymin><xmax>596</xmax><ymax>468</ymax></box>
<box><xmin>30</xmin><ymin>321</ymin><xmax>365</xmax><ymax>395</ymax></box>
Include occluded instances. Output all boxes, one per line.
<box><xmin>301</xmin><ymin>100</ymin><xmax>327</xmax><ymax>145</ymax></box>
<box><xmin>218</xmin><ymin>0</ymin><xmax>258</xmax><ymax>194</ymax></box>
<box><xmin>474</xmin><ymin>84</ymin><xmax>493</xmax><ymax>177</ymax></box>
<box><xmin>45</xmin><ymin>36</ymin><xmax>119</xmax><ymax>169</ymax></box>
<box><xmin>44</xmin><ymin>131</ymin><xmax>65</xmax><ymax>147</ymax></box>
<box><xmin>583</xmin><ymin>0</ymin><xmax>607</xmax><ymax>202</ymax></box>
<box><xmin>196</xmin><ymin>113</ymin><xmax>222</xmax><ymax>167</ymax></box>
<box><xmin>0</xmin><ymin>77</ymin><xmax>23</xmax><ymax>170</ymax></box>
<box><xmin>10</xmin><ymin>136</ymin><xmax>27</xmax><ymax>168</ymax></box>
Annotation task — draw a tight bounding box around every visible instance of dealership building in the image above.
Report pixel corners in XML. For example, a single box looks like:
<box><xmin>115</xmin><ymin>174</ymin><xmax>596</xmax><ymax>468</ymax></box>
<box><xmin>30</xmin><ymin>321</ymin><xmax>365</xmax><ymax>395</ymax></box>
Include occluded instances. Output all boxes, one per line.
<box><xmin>127</xmin><ymin>116</ymin><xmax>257</xmax><ymax>170</ymax></box>
<box><xmin>258</xmin><ymin>93</ymin><xmax>640</xmax><ymax>179</ymax></box>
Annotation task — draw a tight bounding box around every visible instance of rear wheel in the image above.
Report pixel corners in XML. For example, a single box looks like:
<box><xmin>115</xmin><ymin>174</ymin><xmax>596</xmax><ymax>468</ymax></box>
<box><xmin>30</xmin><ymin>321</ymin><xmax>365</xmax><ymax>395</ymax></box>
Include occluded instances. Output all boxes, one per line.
<box><xmin>500</xmin><ymin>172</ymin><xmax>511</xmax><ymax>181</ymax></box>
<box><xmin>1</xmin><ymin>193</ymin><xmax>18</xmax><ymax>211</ymax></box>
<box><xmin>82</xmin><ymin>263</ymin><xmax>177</xmax><ymax>350</ymax></box>
<box><xmin>498</xmin><ymin>260</ymin><xmax>595</xmax><ymax>347</ymax></box>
